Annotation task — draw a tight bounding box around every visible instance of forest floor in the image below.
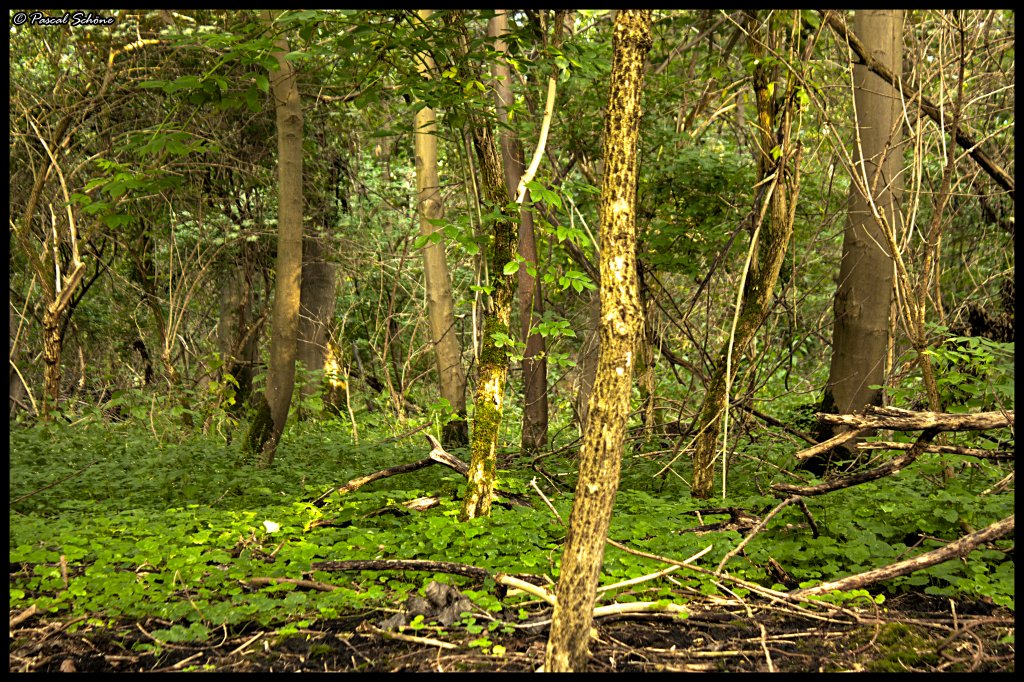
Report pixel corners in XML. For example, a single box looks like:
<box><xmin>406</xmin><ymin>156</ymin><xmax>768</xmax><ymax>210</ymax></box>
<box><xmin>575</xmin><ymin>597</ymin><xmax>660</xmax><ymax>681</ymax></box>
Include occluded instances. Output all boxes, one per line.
<box><xmin>10</xmin><ymin>592</ymin><xmax>1014</xmax><ymax>673</ymax></box>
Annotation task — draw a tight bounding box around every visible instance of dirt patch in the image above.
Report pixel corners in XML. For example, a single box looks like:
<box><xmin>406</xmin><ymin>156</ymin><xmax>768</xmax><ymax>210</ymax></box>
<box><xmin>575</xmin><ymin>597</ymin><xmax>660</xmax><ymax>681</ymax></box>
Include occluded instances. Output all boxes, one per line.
<box><xmin>9</xmin><ymin>593</ymin><xmax>1014</xmax><ymax>673</ymax></box>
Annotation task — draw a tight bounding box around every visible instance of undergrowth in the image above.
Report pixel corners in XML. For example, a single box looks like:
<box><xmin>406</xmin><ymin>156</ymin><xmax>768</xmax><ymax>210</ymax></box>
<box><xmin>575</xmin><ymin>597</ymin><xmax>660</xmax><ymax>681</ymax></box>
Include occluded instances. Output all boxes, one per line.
<box><xmin>8</xmin><ymin>414</ymin><xmax>1015</xmax><ymax>651</ymax></box>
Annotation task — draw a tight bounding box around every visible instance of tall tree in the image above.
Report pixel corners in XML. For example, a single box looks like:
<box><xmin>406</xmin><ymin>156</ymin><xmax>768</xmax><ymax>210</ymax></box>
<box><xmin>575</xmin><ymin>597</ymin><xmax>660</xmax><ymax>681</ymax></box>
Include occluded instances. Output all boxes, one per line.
<box><xmin>246</xmin><ymin>10</ymin><xmax>305</xmax><ymax>465</ymax></box>
<box><xmin>545</xmin><ymin>9</ymin><xmax>652</xmax><ymax>672</ymax></box>
<box><xmin>810</xmin><ymin>10</ymin><xmax>904</xmax><ymax>474</ymax></box>
<box><xmin>488</xmin><ymin>9</ymin><xmax>551</xmax><ymax>454</ymax></box>
<box><xmin>412</xmin><ymin>9</ymin><xmax>470</xmax><ymax>448</ymax></box>
<box><xmin>689</xmin><ymin>10</ymin><xmax>804</xmax><ymax>499</ymax></box>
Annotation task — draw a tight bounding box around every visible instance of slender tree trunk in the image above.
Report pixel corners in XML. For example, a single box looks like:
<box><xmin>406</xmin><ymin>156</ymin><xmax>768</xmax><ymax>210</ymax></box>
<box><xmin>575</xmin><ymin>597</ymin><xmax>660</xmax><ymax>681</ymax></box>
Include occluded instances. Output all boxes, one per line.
<box><xmin>545</xmin><ymin>10</ymin><xmax>652</xmax><ymax>672</ymax></box>
<box><xmin>247</xmin><ymin>10</ymin><xmax>304</xmax><ymax>466</ymax></box>
<box><xmin>689</xmin><ymin>11</ymin><xmax>802</xmax><ymax>499</ymax></box>
<box><xmin>811</xmin><ymin>10</ymin><xmax>903</xmax><ymax>474</ymax></box>
<box><xmin>411</xmin><ymin>13</ymin><xmax>470</xmax><ymax>447</ymax></box>
<box><xmin>488</xmin><ymin>9</ymin><xmax>549</xmax><ymax>454</ymax></box>
<box><xmin>461</xmin><ymin>119</ymin><xmax>517</xmax><ymax>520</ymax></box>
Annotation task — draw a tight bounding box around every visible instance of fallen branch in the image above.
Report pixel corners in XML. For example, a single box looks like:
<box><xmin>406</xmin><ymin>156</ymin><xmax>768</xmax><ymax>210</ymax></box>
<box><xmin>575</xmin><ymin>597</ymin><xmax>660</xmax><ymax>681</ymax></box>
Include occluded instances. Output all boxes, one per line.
<box><xmin>794</xmin><ymin>514</ymin><xmax>1015</xmax><ymax>596</ymax></box>
<box><xmin>358</xmin><ymin>621</ymin><xmax>459</xmax><ymax>649</ymax></box>
<box><xmin>818</xmin><ymin>405</ymin><xmax>1013</xmax><ymax>432</ymax></box>
<box><xmin>9</xmin><ymin>604</ymin><xmax>39</xmax><ymax>629</ymax></box>
<box><xmin>774</xmin><ymin>429</ymin><xmax>939</xmax><ymax>495</ymax></box>
<box><xmin>311</xmin><ymin>434</ymin><xmax>469</xmax><ymax>506</ymax></box>
<box><xmin>242</xmin><ymin>576</ymin><xmax>337</xmax><ymax>592</ymax></box>
<box><xmin>311</xmin><ymin>558</ymin><xmax>497</xmax><ymax>582</ymax></box>
<box><xmin>857</xmin><ymin>441</ymin><xmax>1014</xmax><ymax>461</ymax></box>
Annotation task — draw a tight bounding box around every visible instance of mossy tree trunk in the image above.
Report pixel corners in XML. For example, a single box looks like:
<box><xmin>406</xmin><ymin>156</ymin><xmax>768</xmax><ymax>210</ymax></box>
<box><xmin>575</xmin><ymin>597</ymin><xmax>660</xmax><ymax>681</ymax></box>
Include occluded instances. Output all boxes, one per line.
<box><xmin>247</xmin><ymin>9</ymin><xmax>304</xmax><ymax>466</ymax></box>
<box><xmin>460</xmin><ymin>118</ymin><xmax>517</xmax><ymax>520</ymax></box>
<box><xmin>689</xmin><ymin>10</ymin><xmax>802</xmax><ymax>499</ymax></box>
<box><xmin>413</xmin><ymin>9</ymin><xmax>469</xmax><ymax>448</ymax></box>
<box><xmin>544</xmin><ymin>10</ymin><xmax>652</xmax><ymax>672</ymax></box>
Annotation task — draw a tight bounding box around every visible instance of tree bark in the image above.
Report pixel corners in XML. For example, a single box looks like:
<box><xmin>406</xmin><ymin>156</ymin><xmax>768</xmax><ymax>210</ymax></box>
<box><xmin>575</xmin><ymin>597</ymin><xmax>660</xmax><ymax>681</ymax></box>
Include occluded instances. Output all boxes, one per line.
<box><xmin>413</xmin><ymin>9</ymin><xmax>469</xmax><ymax>448</ymax></box>
<box><xmin>811</xmin><ymin>10</ymin><xmax>903</xmax><ymax>475</ymax></box>
<box><xmin>488</xmin><ymin>9</ymin><xmax>549</xmax><ymax>455</ymax></box>
<box><xmin>545</xmin><ymin>10</ymin><xmax>652</xmax><ymax>672</ymax></box>
<box><xmin>247</xmin><ymin>10</ymin><xmax>304</xmax><ymax>466</ymax></box>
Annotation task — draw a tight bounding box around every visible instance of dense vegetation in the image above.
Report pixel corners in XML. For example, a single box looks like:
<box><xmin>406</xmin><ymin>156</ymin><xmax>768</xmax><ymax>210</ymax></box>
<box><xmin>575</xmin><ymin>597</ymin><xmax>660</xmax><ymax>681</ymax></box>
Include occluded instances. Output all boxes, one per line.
<box><xmin>9</xmin><ymin>8</ymin><xmax>1014</xmax><ymax>672</ymax></box>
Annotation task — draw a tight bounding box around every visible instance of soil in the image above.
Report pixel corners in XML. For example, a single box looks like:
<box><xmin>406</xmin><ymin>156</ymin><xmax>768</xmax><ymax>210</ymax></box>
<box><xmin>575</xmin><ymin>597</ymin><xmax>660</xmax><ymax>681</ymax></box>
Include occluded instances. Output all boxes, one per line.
<box><xmin>9</xmin><ymin>592</ymin><xmax>1014</xmax><ymax>673</ymax></box>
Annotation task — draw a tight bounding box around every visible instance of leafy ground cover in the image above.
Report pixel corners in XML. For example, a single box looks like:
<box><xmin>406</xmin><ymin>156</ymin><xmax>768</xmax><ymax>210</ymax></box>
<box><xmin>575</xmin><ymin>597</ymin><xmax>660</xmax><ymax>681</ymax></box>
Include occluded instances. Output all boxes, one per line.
<box><xmin>8</xmin><ymin>417</ymin><xmax>1015</xmax><ymax>672</ymax></box>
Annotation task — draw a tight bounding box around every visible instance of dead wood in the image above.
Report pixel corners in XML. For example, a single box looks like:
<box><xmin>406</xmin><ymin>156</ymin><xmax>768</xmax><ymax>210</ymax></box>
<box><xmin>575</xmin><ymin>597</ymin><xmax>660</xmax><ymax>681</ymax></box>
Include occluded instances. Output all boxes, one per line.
<box><xmin>818</xmin><ymin>405</ymin><xmax>1013</xmax><ymax>431</ymax></box>
<box><xmin>789</xmin><ymin>406</ymin><xmax>1013</xmax><ymax>464</ymax></box>
<box><xmin>311</xmin><ymin>433</ymin><xmax>470</xmax><ymax>506</ymax></box>
<box><xmin>793</xmin><ymin>514</ymin><xmax>1014</xmax><ymax>597</ymax></box>
<box><xmin>857</xmin><ymin>441</ymin><xmax>1014</xmax><ymax>461</ymax></box>
<box><xmin>774</xmin><ymin>429</ymin><xmax>939</xmax><ymax>495</ymax></box>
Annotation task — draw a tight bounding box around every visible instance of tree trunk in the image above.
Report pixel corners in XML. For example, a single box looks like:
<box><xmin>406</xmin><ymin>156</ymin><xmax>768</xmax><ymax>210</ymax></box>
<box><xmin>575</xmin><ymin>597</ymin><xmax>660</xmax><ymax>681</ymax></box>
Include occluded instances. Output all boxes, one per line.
<box><xmin>810</xmin><ymin>10</ymin><xmax>903</xmax><ymax>475</ymax></box>
<box><xmin>218</xmin><ymin>260</ymin><xmax>261</xmax><ymax>413</ymax></box>
<box><xmin>297</xmin><ymin>234</ymin><xmax>337</xmax><ymax>403</ymax></box>
<box><xmin>545</xmin><ymin>10</ymin><xmax>652</xmax><ymax>672</ymax></box>
<box><xmin>247</xmin><ymin>10</ymin><xmax>304</xmax><ymax>466</ymax></box>
<box><xmin>689</xmin><ymin>11</ymin><xmax>801</xmax><ymax>499</ymax></box>
<box><xmin>488</xmin><ymin>9</ymin><xmax>549</xmax><ymax>455</ymax></box>
<box><xmin>412</xmin><ymin>13</ymin><xmax>470</xmax><ymax>447</ymax></box>
<box><xmin>460</xmin><ymin>118</ymin><xmax>517</xmax><ymax>520</ymax></box>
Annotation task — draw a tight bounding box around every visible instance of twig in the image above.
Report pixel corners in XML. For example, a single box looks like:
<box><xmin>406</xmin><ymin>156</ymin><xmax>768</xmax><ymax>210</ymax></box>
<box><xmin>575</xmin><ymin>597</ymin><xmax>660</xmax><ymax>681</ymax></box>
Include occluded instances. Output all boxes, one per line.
<box><xmin>376</xmin><ymin>421</ymin><xmax>431</xmax><ymax>445</ymax></box>
<box><xmin>243</xmin><ymin>576</ymin><xmax>337</xmax><ymax>592</ymax></box>
<box><xmin>597</xmin><ymin>564</ymin><xmax>683</xmax><ymax>594</ymax></box>
<box><xmin>358</xmin><ymin>621</ymin><xmax>458</xmax><ymax>649</ymax></box>
<box><xmin>9</xmin><ymin>461</ymin><xmax>99</xmax><ymax>506</ymax></box>
<box><xmin>154</xmin><ymin>651</ymin><xmax>204</xmax><ymax>672</ymax></box>
<box><xmin>530</xmin><ymin>477</ymin><xmax>564</xmax><ymax>525</ymax></box>
<box><xmin>227</xmin><ymin>631</ymin><xmax>264</xmax><ymax>657</ymax></box>
<box><xmin>717</xmin><ymin>496</ymin><xmax>800</xmax><ymax>572</ymax></box>
<box><xmin>795</xmin><ymin>497</ymin><xmax>819</xmax><ymax>538</ymax></box>
<box><xmin>9</xmin><ymin>604</ymin><xmax>38</xmax><ymax>629</ymax></box>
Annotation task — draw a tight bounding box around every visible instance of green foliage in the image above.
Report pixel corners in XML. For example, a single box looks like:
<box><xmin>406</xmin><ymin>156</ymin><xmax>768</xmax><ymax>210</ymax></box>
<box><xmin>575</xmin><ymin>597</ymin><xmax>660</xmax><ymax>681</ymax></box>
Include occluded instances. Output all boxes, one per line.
<box><xmin>9</xmin><ymin>412</ymin><xmax>1014</xmax><ymax>651</ymax></box>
